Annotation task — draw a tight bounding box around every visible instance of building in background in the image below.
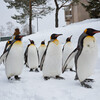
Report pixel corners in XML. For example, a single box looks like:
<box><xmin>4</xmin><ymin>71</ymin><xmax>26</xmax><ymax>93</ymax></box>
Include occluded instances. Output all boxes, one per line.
<box><xmin>64</xmin><ymin>0</ymin><xmax>90</xmax><ymax>25</ymax></box>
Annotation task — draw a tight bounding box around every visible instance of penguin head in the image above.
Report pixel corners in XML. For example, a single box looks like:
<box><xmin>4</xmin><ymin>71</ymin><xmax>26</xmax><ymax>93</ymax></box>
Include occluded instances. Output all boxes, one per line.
<box><xmin>50</xmin><ymin>34</ymin><xmax>63</xmax><ymax>40</ymax></box>
<box><xmin>66</xmin><ymin>35</ymin><xmax>72</xmax><ymax>42</ymax></box>
<box><xmin>14</xmin><ymin>35</ymin><xmax>23</xmax><ymax>40</ymax></box>
<box><xmin>41</xmin><ymin>40</ymin><xmax>45</xmax><ymax>45</ymax></box>
<box><xmin>29</xmin><ymin>39</ymin><xmax>34</xmax><ymax>44</ymax></box>
<box><xmin>84</xmin><ymin>28</ymin><xmax>100</xmax><ymax>36</ymax></box>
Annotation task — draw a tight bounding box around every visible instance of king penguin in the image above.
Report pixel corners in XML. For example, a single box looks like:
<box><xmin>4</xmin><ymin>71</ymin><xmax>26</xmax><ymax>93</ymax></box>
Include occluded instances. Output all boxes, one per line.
<box><xmin>62</xmin><ymin>28</ymin><xmax>100</xmax><ymax>88</ymax></box>
<box><xmin>40</xmin><ymin>34</ymin><xmax>64</xmax><ymax>80</ymax></box>
<box><xmin>38</xmin><ymin>40</ymin><xmax>46</xmax><ymax>68</ymax></box>
<box><xmin>0</xmin><ymin>35</ymin><xmax>24</xmax><ymax>80</ymax></box>
<box><xmin>62</xmin><ymin>35</ymin><xmax>75</xmax><ymax>72</ymax></box>
<box><xmin>24</xmin><ymin>39</ymin><xmax>39</xmax><ymax>72</ymax></box>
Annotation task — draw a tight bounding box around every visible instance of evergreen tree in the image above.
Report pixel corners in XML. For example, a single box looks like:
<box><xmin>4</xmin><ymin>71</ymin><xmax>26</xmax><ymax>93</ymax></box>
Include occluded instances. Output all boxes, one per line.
<box><xmin>81</xmin><ymin>0</ymin><xmax>100</xmax><ymax>18</ymax></box>
<box><xmin>4</xmin><ymin>0</ymin><xmax>53</xmax><ymax>34</ymax></box>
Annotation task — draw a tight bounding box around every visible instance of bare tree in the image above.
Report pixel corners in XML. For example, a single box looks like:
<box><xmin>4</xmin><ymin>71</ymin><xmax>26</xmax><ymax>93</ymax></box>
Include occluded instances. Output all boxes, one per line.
<box><xmin>54</xmin><ymin>0</ymin><xmax>79</xmax><ymax>27</ymax></box>
<box><xmin>54</xmin><ymin>0</ymin><xmax>70</xmax><ymax>27</ymax></box>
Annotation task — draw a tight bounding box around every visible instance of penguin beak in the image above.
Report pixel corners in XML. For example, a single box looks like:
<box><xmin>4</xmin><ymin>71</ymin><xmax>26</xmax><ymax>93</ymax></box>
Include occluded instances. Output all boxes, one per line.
<box><xmin>93</xmin><ymin>30</ymin><xmax>100</xmax><ymax>33</ymax></box>
<box><xmin>69</xmin><ymin>35</ymin><xmax>72</xmax><ymax>39</ymax></box>
<box><xmin>29</xmin><ymin>39</ymin><xmax>33</xmax><ymax>43</ymax></box>
<box><xmin>55</xmin><ymin>34</ymin><xmax>63</xmax><ymax>37</ymax></box>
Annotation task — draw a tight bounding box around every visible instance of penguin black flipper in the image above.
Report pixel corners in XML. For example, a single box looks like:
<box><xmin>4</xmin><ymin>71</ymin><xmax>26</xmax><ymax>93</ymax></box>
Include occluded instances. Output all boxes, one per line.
<box><xmin>3</xmin><ymin>41</ymin><xmax>11</xmax><ymax>54</ymax></box>
<box><xmin>36</xmin><ymin>47</ymin><xmax>39</xmax><ymax>64</ymax></box>
<box><xmin>40</xmin><ymin>41</ymin><xmax>51</xmax><ymax>71</ymax></box>
<box><xmin>0</xmin><ymin>40</ymin><xmax>16</xmax><ymax>64</ymax></box>
<box><xmin>62</xmin><ymin>44</ymin><xmax>65</xmax><ymax>52</ymax></box>
<box><xmin>24</xmin><ymin>44</ymin><xmax>30</xmax><ymax>65</ymax></box>
<box><xmin>62</xmin><ymin>48</ymin><xmax>78</xmax><ymax>73</ymax></box>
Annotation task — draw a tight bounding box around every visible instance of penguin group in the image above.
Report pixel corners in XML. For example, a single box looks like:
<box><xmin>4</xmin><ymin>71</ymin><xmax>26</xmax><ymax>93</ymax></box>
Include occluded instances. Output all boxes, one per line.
<box><xmin>0</xmin><ymin>28</ymin><xmax>100</xmax><ymax>88</ymax></box>
<box><xmin>62</xmin><ymin>28</ymin><xmax>100</xmax><ymax>88</ymax></box>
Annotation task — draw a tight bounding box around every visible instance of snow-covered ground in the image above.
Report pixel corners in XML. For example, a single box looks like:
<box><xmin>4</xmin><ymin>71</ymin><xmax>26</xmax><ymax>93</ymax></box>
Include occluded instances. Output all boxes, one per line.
<box><xmin>0</xmin><ymin>19</ymin><xmax>100</xmax><ymax>100</ymax></box>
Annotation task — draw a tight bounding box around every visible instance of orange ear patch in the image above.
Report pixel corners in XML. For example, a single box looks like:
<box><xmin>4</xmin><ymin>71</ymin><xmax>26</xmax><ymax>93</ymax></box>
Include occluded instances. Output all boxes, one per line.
<box><xmin>15</xmin><ymin>41</ymin><xmax>22</xmax><ymax>45</ymax></box>
<box><xmin>84</xmin><ymin>29</ymin><xmax>87</xmax><ymax>33</ymax></box>
<box><xmin>30</xmin><ymin>44</ymin><xmax>35</xmax><ymax>46</ymax></box>
<box><xmin>41</xmin><ymin>44</ymin><xmax>46</xmax><ymax>47</ymax></box>
<box><xmin>53</xmin><ymin>39</ymin><xmax>59</xmax><ymax>45</ymax></box>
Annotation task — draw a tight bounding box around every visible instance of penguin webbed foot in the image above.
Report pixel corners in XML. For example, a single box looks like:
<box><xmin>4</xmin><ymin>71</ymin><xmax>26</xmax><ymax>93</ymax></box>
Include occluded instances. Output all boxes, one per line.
<box><xmin>35</xmin><ymin>68</ymin><xmax>39</xmax><ymax>72</ymax></box>
<box><xmin>38</xmin><ymin>65</ymin><xmax>40</xmax><ymax>68</ymax></box>
<box><xmin>81</xmin><ymin>81</ymin><xmax>92</xmax><ymax>88</ymax></box>
<box><xmin>8</xmin><ymin>77</ymin><xmax>13</xmax><ymax>80</ymax></box>
<box><xmin>84</xmin><ymin>78</ymin><xmax>94</xmax><ymax>82</ymax></box>
<box><xmin>70</xmin><ymin>68</ymin><xmax>76</xmax><ymax>72</ymax></box>
<box><xmin>14</xmin><ymin>75</ymin><xmax>21</xmax><ymax>80</ymax></box>
<box><xmin>44</xmin><ymin>76</ymin><xmax>50</xmax><ymax>80</ymax></box>
<box><xmin>29</xmin><ymin>68</ymin><xmax>33</xmax><ymax>72</ymax></box>
<box><xmin>55</xmin><ymin>76</ymin><xmax>64</xmax><ymax>80</ymax></box>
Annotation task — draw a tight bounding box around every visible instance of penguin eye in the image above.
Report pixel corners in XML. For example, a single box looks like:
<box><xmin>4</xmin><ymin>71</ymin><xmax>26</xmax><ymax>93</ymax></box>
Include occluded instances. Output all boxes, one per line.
<box><xmin>84</xmin><ymin>29</ymin><xmax>87</xmax><ymax>33</ymax></box>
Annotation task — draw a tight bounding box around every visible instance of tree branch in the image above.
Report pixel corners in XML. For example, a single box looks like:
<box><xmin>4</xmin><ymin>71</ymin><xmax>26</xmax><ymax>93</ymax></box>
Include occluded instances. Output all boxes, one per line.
<box><xmin>59</xmin><ymin>0</ymin><xmax>69</xmax><ymax>9</ymax></box>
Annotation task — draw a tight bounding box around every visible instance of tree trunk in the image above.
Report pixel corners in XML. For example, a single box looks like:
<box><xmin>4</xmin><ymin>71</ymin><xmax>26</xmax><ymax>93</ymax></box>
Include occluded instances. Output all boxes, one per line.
<box><xmin>54</xmin><ymin>0</ymin><xmax>59</xmax><ymax>28</ymax></box>
<box><xmin>29</xmin><ymin>0</ymin><xmax>32</xmax><ymax>34</ymax></box>
<box><xmin>55</xmin><ymin>8</ymin><xmax>59</xmax><ymax>28</ymax></box>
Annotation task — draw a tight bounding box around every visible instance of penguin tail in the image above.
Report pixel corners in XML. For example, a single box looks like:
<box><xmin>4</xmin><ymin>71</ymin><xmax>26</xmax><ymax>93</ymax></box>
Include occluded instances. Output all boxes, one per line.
<box><xmin>62</xmin><ymin>48</ymin><xmax>78</xmax><ymax>73</ymax></box>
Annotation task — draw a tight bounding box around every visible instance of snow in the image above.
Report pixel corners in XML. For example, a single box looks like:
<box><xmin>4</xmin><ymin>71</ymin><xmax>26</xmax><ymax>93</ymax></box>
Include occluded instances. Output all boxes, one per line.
<box><xmin>0</xmin><ymin>19</ymin><xmax>100</xmax><ymax>100</ymax></box>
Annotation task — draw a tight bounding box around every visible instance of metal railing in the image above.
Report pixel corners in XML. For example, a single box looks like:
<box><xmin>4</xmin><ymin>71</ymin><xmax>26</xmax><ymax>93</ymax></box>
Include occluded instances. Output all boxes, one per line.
<box><xmin>0</xmin><ymin>36</ymin><xmax>11</xmax><ymax>42</ymax></box>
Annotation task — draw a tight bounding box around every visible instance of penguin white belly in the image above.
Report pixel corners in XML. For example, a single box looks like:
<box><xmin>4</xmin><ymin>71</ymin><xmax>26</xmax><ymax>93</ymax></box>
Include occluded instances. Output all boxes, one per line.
<box><xmin>77</xmin><ymin>36</ymin><xmax>98</xmax><ymax>82</ymax></box>
<box><xmin>28</xmin><ymin>45</ymin><xmax>38</xmax><ymax>69</ymax></box>
<box><xmin>63</xmin><ymin>42</ymin><xmax>74</xmax><ymax>69</ymax></box>
<box><xmin>38</xmin><ymin>46</ymin><xmax>46</xmax><ymax>65</ymax></box>
<box><xmin>43</xmin><ymin>43</ymin><xmax>62</xmax><ymax>77</ymax></box>
<box><xmin>5</xmin><ymin>41</ymin><xmax>24</xmax><ymax>78</ymax></box>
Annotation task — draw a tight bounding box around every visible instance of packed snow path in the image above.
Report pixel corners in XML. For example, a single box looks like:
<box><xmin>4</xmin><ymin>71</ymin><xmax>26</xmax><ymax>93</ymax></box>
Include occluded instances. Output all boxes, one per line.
<box><xmin>0</xmin><ymin>63</ymin><xmax>100</xmax><ymax>100</ymax></box>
